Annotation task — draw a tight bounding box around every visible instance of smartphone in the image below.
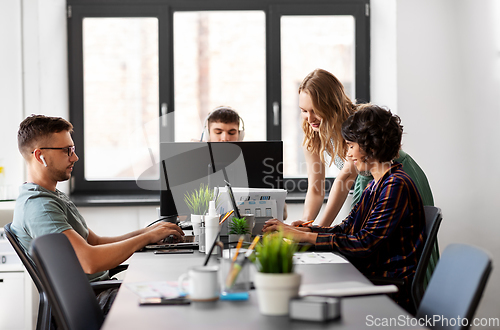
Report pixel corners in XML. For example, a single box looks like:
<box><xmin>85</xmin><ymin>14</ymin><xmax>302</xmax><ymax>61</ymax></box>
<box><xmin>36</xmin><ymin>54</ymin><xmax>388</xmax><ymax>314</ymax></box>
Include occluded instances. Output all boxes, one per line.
<box><xmin>154</xmin><ymin>249</ymin><xmax>194</xmax><ymax>254</ymax></box>
<box><xmin>139</xmin><ymin>297</ymin><xmax>191</xmax><ymax>306</ymax></box>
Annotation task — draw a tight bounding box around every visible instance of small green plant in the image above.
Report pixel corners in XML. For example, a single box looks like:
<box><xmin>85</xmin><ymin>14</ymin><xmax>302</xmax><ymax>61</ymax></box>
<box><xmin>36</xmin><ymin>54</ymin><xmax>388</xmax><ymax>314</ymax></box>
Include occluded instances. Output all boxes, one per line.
<box><xmin>228</xmin><ymin>217</ymin><xmax>250</xmax><ymax>235</ymax></box>
<box><xmin>252</xmin><ymin>231</ymin><xmax>301</xmax><ymax>274</ymax></box>
<box><xmin>184</xmin><ymin>183</ymin><xmax>217</xmax><ymax>215</ymax></box>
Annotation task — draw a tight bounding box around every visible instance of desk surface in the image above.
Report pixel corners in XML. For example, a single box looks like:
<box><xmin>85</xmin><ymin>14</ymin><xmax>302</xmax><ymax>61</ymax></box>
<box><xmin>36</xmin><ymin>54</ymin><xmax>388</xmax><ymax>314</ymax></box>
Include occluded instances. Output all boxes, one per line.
<box><xmin>102</xmin><ymin>252</ymin><xmax>425</xmax><ymax>330</ymax></box>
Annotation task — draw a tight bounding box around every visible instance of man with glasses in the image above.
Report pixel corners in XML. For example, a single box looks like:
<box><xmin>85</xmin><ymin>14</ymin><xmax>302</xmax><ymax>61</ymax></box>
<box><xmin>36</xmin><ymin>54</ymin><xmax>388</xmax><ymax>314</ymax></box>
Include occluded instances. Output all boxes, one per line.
<box><xmin>11</xmin><ymin>115</ymin><xmax>183</xmax><ymax>312</ymax></box>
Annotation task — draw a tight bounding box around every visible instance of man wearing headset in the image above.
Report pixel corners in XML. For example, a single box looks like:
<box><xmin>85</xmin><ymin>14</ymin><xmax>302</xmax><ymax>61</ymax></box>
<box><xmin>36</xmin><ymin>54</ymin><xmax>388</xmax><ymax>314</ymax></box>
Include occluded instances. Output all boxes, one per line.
<box><xmin>201</xmin><ymin>106</ymin><xmax>245</xmax><ymax>142</ymax></box>
<box><xmin>200</xmin><ymin>107</ymin><xmax>288</xmax><ymax>220</ymax></box>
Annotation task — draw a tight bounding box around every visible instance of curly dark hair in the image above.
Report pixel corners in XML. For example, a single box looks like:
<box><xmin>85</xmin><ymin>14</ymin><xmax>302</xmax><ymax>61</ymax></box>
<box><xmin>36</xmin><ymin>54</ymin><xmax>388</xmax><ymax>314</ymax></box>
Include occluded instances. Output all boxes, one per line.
<box><xmin>18</xmin><ymin>114</ymin><xmax>73</xmax><ymax>159</ymax></box>
<box><xmin>341</xmin><ymin>104</ymin><xmax>403</xmax><ymax>162</ymax></box>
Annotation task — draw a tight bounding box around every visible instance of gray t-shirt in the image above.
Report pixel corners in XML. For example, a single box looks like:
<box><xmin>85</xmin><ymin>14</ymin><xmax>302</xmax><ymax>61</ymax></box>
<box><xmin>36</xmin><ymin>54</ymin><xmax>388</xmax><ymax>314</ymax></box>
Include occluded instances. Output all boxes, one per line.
<box><xmin>11</xmin><ymin>183</ymin><xmax>109</xmax><ymax>282</ymax></box>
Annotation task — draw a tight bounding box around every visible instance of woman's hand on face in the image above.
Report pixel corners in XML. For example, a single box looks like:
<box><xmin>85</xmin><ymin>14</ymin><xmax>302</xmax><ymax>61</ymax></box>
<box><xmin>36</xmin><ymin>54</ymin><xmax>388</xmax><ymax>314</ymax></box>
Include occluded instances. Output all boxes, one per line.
<box><xmin>340</xmin><ymin>157</ymin><xmax>359</xmax><ymax>180</ymax></box>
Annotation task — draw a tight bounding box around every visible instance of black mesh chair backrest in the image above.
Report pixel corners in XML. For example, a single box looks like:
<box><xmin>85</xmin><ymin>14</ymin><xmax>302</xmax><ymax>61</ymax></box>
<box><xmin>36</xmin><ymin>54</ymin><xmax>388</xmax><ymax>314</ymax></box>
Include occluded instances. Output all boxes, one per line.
<box><xmin>4</xmin><ymin>223</ymin><xmax>42</xmax><ymax>291</ymax></box>
<box><xmin>4</xmin><ymin>223</ymin><xmax>52</xmax><ymax>330</ymax></box>
<box><xmin>31</xmin><ymin>233</ymin><xmax>104</xmax><ymax>330</ymax></box>
<box><xmin>411</xmin><ymin>206</ymin><xmax>443</xmax><ymax>309</ymax></box>
<box><xmin>416</xmin><ymin>243</ymin><xmax>492</xmax><ymax>330</ymax></box>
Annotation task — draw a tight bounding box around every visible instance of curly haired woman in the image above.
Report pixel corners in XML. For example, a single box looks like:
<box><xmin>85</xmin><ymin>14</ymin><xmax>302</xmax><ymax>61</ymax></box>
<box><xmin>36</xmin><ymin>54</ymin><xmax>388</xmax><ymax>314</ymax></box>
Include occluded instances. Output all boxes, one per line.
<box><xmin>264</xmin><ymin>104</ymin><xmax>426</xmax><ymax>313</ymax></box>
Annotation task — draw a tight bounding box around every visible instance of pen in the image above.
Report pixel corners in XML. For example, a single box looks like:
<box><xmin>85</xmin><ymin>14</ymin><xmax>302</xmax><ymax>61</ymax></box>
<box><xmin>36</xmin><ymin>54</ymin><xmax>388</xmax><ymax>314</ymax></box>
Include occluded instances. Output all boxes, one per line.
<box><xmin>247</xmin><ymin>235</ymin><xmax>260</xmax><ymax>251</ymax></box>
<box><xmin>225</xmin><ymin>236</ymin><xmax>260</xmax><ymax>288</ymax></box>
<box><xmin>219</xmin><ymin>210</ymin><xmax>234</xmax><ymax>225</ymax></box>
<box><xmin>296</xmin><ymin>220</ymin><xmax>314</xmax><ymax>227</ymax></box>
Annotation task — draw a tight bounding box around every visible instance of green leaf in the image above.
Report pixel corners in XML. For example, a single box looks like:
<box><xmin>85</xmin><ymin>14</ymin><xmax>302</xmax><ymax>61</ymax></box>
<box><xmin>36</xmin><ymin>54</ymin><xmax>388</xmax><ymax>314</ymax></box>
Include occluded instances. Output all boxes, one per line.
<box><xmin>228</xmin><ymin>217</ymin><xmax>250</xmax><ymax>235</ymax></box>
<box><xmin>184</xmin><ymin>183</ymin><xmax>218</xmax><ymax>215</ymax></box>
<box><xmin>252</xmin><ymin>230</ymin><xmax>299</xmax><ymax>274</ymax></box>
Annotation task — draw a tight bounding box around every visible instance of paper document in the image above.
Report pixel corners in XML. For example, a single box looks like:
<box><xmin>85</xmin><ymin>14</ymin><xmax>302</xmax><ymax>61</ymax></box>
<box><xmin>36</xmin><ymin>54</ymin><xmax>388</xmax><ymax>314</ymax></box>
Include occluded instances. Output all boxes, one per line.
<box><xmin>294</xmin><ymin>252</ymin><xmax>349</xmax><ymax>264</ymax></box>
<box><xmin>126</xmin><ymin>281</ymin><xmax>183</xmax><ymax>299</ymax></box>
<box><xmin>299</xmin><ymin>281</ymin><xmax>398</xmax><ymax>297</ymax></box>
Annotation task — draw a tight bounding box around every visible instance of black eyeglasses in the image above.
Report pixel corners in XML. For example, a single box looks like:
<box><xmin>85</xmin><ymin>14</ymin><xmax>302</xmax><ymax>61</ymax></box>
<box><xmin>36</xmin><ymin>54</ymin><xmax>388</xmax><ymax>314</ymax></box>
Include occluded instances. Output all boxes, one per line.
<box><xmin>32</xmin><ymin>146</ymin><xmax>76</xmax><ymax>157</ymax></box>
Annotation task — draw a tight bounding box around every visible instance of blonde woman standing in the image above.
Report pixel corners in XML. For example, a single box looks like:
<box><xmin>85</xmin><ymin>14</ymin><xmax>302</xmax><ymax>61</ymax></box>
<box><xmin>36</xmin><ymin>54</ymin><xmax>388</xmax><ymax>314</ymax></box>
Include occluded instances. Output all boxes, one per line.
<box><xmin>295</xmin><ymin>69</ymin><xmax>433</xmax><ymax>227</ymax></box>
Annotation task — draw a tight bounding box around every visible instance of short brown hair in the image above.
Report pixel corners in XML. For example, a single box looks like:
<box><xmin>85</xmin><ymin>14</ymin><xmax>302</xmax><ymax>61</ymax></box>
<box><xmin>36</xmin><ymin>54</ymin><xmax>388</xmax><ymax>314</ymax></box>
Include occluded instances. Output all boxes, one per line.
<box><xmin>18</xmin><ymin>114</ymin><xmax>73</xmax><ymax>158</ymax></box>
<box><xmin>207</xmin><ymin>106</ymin><xmax>240</xmax><ymax>128</ymax></box>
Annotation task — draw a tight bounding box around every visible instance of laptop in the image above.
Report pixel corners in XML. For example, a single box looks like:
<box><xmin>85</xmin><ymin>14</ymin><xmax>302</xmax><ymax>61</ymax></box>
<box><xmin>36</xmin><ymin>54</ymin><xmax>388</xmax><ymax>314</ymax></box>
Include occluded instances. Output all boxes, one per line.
<box><xmin>142</xmin><ymin>178</ymin><xmax>241</xmax><ymax>251</ymax></box>
<box><xmin>142</xmin><ymin>235</ymin><xmax>198</xmax><ymax>250</ymax></box>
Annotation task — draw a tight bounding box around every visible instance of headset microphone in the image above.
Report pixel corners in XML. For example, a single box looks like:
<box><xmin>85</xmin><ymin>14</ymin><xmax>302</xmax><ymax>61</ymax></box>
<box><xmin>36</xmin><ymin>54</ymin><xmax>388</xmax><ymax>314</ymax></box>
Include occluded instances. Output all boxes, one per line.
<box><xmin>40</xmin><ymin>155</ymin><xmax>48</xmax><ymax>167</ymax></box>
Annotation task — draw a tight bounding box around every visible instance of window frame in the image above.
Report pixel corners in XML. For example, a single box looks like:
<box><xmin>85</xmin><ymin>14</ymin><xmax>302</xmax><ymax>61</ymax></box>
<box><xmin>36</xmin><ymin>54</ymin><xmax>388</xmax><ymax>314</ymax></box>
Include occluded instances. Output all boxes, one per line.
<box><xmin>67</xmin><ymin>0</ymin><xmax>370</xmax><ymax>199</ymax></box>
<box><xmin>67</xmin><ymin>4</ymin><xmax>170</xmax><ymax>196</ymax></box>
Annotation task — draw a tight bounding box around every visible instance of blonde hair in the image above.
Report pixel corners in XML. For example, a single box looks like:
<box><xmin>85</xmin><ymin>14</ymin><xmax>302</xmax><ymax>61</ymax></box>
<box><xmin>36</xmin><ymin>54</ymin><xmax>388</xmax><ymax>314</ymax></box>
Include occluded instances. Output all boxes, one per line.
<box><xmin>299</xmin><ymin>69</ymin><xmax>356</xmax><ymax>165</ymax></box>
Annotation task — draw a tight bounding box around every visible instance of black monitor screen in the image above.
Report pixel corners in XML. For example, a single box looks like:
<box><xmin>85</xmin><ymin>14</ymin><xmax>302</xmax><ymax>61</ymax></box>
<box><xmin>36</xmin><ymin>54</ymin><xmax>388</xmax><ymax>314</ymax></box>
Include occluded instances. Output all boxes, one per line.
<box><xmin>159</xmin><ymin>141</ymin><xmax>283</xmax><ymax>217</ymax></box>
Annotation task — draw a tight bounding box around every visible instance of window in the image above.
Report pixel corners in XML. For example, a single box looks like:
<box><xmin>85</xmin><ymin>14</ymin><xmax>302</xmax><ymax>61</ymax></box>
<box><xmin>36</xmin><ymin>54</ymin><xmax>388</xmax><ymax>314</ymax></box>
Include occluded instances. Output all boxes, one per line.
<box><xmin>67</xmin><ymin>0</ymin><xmax>370</xmax><ymax>199</ymax></box>
<box><xmin>173</xmin><ymin>11</ymin><xmax>266</xmax><ymax>142</ymax></box>
<box><xmin>82</xmin><ymin>17</ymin><xmax>159</xmax><ymax>181</ymax></box>
<box><xmin>281</xmin><ymin>15</ymin><xmax>355</xmax><ymax>178</ymax></box>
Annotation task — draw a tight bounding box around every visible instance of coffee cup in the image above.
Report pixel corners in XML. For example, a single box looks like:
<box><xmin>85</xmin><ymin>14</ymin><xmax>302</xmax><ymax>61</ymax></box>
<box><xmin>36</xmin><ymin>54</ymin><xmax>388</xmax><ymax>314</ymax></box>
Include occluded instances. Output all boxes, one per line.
<box><xmin>178</xmin><ymin>265</ymin><xmax>220</xmax><ymax>301</ymax></box>
<box><xmin>241</xmin><ymin>214</ymin><xmax>255</xmax><ymax>233</ymax></box>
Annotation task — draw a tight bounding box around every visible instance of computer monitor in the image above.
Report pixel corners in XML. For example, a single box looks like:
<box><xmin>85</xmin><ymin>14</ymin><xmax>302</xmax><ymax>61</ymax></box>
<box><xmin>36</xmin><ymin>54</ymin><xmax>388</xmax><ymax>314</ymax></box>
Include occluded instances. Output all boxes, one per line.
<box><xmin>159</xmin><ymin>141</ymin><xmax>283</xmax><ymax>218</ymax></box>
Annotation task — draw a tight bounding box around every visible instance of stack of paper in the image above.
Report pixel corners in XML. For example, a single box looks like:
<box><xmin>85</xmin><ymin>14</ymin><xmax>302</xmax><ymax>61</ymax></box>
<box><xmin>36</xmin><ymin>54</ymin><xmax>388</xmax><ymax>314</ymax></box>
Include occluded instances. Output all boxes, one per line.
<box><xmin>299</xmin><ymin>281</ymin><xmax>398</xmax><ymax>297</ymax></box>
<box><xmin>126</xmin><ymin>281</ymin><xmax>183</xmax><ymax>299</ymax></box>
<box><xmin>293</xmin><ymin>252</ymin><xmax>349</xmax><ymax>264</ymax></box>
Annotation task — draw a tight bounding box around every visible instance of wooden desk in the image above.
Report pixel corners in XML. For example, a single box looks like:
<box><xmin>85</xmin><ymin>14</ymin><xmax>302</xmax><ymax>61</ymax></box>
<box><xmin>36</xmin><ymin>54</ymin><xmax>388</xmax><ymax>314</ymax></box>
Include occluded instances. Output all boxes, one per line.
<box><xmin>102</xmin><ymin>252</ymin><xmax>425</xmax><ymax>330</ymax></box>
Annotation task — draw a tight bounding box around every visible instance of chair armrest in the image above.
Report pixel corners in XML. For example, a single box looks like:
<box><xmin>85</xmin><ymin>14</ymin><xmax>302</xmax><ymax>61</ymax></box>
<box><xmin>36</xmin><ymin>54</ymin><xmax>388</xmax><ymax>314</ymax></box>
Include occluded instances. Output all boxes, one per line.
<box><xmin>109</xmin><ymin>264</ymin><xmax>129</xmax><ymax>278</ymax></box>
<box><xmin>91</xmin><ymin>279</ymin><xmax>122</xmax><ymax>294</ymax></box>
<box><xmin>367</xmin><ymin>276</ymin><xmax>405</xmax><ymax>287</ymax></box>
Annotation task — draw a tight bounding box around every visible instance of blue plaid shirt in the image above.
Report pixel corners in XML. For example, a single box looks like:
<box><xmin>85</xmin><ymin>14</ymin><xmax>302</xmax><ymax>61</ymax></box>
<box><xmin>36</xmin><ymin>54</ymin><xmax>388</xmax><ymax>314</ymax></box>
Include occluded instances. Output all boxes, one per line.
<box><xmin>311</xmin><ymin>163</ymin><xmax>426</xmax><ymax>307</ymax></box>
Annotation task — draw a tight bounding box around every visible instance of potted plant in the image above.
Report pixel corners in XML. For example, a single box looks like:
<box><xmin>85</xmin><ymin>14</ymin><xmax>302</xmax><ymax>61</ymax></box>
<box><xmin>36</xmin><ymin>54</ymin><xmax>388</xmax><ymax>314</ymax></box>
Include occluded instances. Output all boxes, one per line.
<box><xmin>184</xmin><ymin>184</ymin><xmax>218</xmax><ymax>236</ymax></box>
<box><xmin>251</xmin><ymin>230</ymin><xmax>302</xmax><ymax>315</ymax></box>
<box><xmin>228</xmin><ymin>217</ymin><xmax>251</xmax><ymax>242</ymax></box>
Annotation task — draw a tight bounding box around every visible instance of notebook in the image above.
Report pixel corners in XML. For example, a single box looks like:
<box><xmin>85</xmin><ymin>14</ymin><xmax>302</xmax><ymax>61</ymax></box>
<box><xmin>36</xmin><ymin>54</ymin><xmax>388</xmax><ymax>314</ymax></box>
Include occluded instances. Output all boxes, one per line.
<box><xmin>299</xmin><ymin>281</ymin><xmax>398</xmax><ymax>297</ymax></box>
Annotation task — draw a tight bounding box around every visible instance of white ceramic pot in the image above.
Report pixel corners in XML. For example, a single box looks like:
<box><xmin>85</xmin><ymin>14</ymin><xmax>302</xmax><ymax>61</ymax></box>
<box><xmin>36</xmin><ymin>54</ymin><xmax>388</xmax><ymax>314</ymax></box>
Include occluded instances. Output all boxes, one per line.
<box><xmin>191</xmin><ymin>214</ymin><xmax>203</xmax><ymax>237</ymax></box>
<box><xmin>254</xmin><ymin>272</ymin><xmax>302</xmax><ymax>315</ymax></box>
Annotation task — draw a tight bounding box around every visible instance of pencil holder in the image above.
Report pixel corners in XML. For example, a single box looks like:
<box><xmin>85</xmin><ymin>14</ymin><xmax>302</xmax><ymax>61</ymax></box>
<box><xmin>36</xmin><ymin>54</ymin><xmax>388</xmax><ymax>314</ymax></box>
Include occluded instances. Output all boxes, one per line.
<box><xmin>219</xmin><ymin>257</ymin><xmax>250</xmax><ymax>295</ymax></box>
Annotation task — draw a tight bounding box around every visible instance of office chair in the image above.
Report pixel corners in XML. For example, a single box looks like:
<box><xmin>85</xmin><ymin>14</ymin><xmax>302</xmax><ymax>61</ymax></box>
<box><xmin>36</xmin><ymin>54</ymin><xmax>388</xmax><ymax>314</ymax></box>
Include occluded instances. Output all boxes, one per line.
<box><xmin>368</xmin><ymin>206</ymin><xmax>443</xmax><ymax>312</ymax></box>
<box><xmin>416</xmin><ymin>243</ymin><xmax>492</xmax><ymax>330</ymax></box>
<box><xmin>31</xmin><ymin>233</ymin><xmax>104</xmax><ymax>330</ymax></box>
<box><xmin>4</xmin><ymin>222</ymin><xmax>126</xmax><ymax>328</ymax></box>
<box><xmin>4</xmin><ymin>223</ymin><xmax>52</xmax><ymax>330</ymax></box>
<box><xmin>412</xmin><ymin>206</ymin><xmax>443</xmax><ymax>309</ymax></box>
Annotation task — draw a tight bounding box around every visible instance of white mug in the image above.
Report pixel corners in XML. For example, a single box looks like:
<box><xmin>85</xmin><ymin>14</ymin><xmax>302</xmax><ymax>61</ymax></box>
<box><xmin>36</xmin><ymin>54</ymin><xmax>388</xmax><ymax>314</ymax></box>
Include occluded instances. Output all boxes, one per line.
<box><xmin>241</xmin><ymin>214</ymin><xmax>255</xmax><ymax>233</ymax></box>
<box><xmin>178</xmin><ymin>265</ymin><xmax>220</xmax><ymax>301</ymax></box>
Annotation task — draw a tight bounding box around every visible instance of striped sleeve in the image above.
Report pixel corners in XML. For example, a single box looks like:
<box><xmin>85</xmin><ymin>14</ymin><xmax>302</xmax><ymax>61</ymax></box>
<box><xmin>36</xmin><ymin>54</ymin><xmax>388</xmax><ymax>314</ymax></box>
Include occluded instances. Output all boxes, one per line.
<box><xmin>314</xmin><ymin>175</ymin><xmax>410</xmax><ymax>254</ymax></box>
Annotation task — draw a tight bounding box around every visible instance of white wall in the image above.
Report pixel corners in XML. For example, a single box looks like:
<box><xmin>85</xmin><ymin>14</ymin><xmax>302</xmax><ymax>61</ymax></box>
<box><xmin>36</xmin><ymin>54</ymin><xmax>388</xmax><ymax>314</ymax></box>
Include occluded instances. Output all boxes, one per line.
<box><xmin>370</xmin><ymin>0</ymin><xmax>398</xmax><ymax>111</ymax></box>
<box><xmin>373</xmin><ymin>0</ymin><xmax>500</xmax><ymax>326</ymax></box>
<box><xmin>0</xmin><ymin>0</ymin><xmax>24</xmax><ymax>199</ymax></box>
<box><xmin>0</xmin><ymin>0</ymin><xmax>70</xmax><ymax>195</ymax></box>
<box><xmin>1</xmin><ymin>0</ymin><xmax>500</xmax><ymax>327</ymax></box>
